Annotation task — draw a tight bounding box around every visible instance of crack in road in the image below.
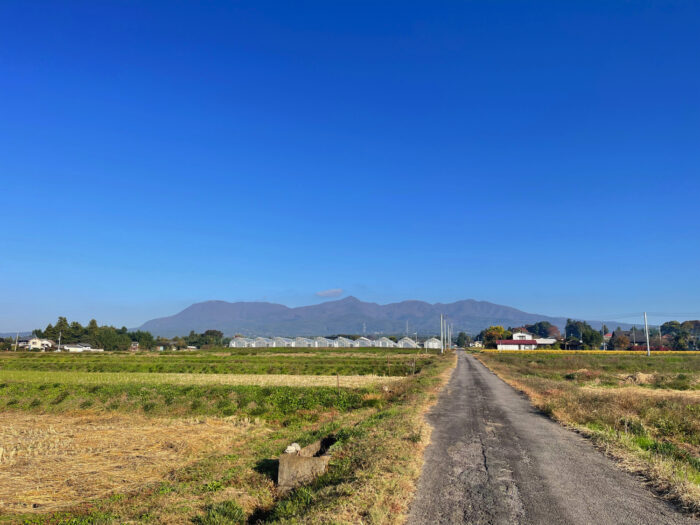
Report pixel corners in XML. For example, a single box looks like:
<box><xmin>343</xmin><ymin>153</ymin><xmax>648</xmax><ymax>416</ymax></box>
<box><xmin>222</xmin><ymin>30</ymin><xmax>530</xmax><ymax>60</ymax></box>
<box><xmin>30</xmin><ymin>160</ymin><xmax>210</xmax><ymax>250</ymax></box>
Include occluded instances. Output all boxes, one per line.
<box><xmin>408</xmin><ymin>351</ymin><xmax>696</xmax><ymax>525</ymax></box>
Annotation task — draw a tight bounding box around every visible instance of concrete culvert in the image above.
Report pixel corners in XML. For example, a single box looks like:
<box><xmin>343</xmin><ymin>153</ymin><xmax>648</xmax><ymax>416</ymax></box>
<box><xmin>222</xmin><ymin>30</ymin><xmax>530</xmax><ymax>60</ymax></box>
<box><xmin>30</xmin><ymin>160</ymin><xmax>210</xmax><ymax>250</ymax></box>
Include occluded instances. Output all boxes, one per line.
<box><xmin>277</xmin><ymin>436</ymin><xmax>336</xmax><ymax>495</ymax></box>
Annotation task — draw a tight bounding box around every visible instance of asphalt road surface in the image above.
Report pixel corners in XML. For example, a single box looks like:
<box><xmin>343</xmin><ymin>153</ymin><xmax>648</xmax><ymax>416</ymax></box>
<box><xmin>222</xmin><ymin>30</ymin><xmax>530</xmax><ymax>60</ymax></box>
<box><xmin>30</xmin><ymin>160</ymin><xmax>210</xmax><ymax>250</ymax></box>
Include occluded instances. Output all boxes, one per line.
<box><xmin>408</xmin><ymin>350</ymin><xmax>696</xmax><ymax>525</ymax></box>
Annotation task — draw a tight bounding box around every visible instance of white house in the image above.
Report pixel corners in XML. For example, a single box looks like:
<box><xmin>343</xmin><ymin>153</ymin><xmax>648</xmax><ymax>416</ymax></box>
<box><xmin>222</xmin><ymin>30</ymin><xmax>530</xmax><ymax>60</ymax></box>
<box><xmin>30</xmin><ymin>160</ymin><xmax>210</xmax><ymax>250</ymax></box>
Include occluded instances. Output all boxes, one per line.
<box><xmin>27</xmin><ymin>337</ymin><xmax>54</xmax><ymax>351</ymax></box>
<box><xmin>374</xmin><ymin>337</ymin><xmax>396</xmax><ymax>348</ymax></box>
<box><xmin>496</xmin><ymin>338</ymin><xmax>537</xmax><ymax>350</ymax></box>
<box><xmin>423</xmin><ymin>337</ymin><xmax>442</xmax><ymax>350</ymax></box>
<box><xmin>512</xmin><ymin>332</ymin><xmax>533</xmax><ymax>341</ymax></box>
<box><xmin>470</xmin><ymin>341</ymin><xmax>484</xmax><ymax>348</ymax></box>
<box><xmin>63</xmin><ymin>343</ymin><xmax>103</xmax><ymax>353</ymax></box>
<box><xmin>397</xmin><ymin>337</ymin><xmax>419</xmax><ymax>349</ymax></box>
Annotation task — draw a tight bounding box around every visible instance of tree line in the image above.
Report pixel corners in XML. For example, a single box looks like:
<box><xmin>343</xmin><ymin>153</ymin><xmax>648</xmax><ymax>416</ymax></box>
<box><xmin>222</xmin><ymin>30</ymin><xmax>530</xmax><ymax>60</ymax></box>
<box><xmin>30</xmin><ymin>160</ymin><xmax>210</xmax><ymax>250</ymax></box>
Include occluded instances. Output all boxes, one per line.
<box><xmin>0</xmin><ymin>318</ymin><xmax>230</xmax><ymax>352</ymax></box>
<box><xmin>471</xmin><ymin>318</ymin><xmax>699</xmax><ymax>350</ymax></box>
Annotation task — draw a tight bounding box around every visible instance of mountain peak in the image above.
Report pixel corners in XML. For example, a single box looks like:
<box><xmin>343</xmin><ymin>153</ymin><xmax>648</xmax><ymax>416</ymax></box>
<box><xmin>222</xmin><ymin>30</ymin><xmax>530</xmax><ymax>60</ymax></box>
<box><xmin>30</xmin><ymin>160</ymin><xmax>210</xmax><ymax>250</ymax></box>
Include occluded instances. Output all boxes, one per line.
<box><xmin>137</xmin><ymin>296</ymin><xmax>598</xmax><ymax>338</ymax></box>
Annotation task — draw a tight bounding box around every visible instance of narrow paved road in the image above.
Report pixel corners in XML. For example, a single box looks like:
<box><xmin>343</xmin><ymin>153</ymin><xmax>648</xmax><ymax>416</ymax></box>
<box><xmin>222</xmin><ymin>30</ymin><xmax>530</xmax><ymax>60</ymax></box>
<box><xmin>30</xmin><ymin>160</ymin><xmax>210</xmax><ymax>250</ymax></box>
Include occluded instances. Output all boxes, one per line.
<box><xmin>409</xmin><ymin>351</ymin><xmax>696</xmax><ymax>525</ymax></box>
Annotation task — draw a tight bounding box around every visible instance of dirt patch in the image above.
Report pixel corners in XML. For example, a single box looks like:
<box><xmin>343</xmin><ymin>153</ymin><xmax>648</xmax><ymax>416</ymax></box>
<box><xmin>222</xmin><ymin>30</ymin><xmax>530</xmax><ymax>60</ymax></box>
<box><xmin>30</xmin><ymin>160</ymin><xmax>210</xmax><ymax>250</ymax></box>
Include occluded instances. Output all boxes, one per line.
<box><xmin>0</xmin><ymin>412</ymin><xmax>255</xmax><ymax>513</ymax></box>
<box><xmin>619</xmin><ymin>372</ymin><xmax>656</xmax><ymax>385</ymax></box>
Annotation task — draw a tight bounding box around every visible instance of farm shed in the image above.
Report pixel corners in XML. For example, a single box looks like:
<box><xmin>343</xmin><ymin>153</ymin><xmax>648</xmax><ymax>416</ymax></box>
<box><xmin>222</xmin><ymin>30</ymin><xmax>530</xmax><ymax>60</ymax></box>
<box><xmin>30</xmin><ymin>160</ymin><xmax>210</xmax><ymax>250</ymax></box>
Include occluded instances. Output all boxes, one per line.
<box><xmin>397</xmin><ymin>337</ymin><xmax>419</xmax><ymax>349</ymax></box>
<box><xmin>314</xmin><ymin>337</ymin><xmax>332</xmax><ymax>347</ymax></box>
<box><xmin>335</xmin><ymin>337</ymin><xmax>354</xmax><ymax>348</ymax></box>
<box><xmin>229</xmin><ymin>337</ymin><xmax>253</xmax><ymax>348</ymax></box>
<box><xmin>423</xmin><ymin>337</ymin><xmax>442</xmax><ymax>349</ymax></box>
<box><xmin>355</xmin><ymin>337</ymin><xmax>372</xmax><ymax>347</ymax></box>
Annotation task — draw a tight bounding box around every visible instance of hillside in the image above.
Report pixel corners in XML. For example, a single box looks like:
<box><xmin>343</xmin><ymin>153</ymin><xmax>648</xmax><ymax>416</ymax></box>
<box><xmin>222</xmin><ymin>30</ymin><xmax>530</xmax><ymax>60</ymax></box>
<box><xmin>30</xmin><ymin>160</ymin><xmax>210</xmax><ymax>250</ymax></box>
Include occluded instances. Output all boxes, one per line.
<box><xmin>137</xmin><ymin>297</ymin><xmax>620</xmax><ymax>338</ymax></box>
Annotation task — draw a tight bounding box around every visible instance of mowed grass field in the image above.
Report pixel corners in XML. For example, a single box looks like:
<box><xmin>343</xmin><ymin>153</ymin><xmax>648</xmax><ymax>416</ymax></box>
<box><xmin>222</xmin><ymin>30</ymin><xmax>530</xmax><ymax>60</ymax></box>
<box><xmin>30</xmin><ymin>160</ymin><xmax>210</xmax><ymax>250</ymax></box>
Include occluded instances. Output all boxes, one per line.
<box><xmin>476</xmin><ymin>350</ymin><xmax>700</xmax><ymax>513</ymax></box>
<box><xmin>0</xmin><ymin>347</ymin><xmax>453</xmax><ymax>524</ymax></box>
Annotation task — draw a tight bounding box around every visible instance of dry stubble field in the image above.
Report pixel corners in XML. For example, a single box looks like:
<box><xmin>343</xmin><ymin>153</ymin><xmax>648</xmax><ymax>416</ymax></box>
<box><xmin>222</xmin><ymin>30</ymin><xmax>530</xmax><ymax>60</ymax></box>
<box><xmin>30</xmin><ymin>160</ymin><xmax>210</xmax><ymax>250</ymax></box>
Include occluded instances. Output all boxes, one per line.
<box><xmin>0</xmin><ymin>347</ymin><xmax>453</xmax><ymax>524</ymax></box>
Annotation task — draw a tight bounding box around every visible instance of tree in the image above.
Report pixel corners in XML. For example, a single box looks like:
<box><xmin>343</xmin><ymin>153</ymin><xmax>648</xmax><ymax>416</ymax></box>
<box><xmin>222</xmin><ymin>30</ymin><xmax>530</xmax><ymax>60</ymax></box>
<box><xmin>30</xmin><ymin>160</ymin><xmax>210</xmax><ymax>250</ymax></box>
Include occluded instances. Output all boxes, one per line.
<box><xmin>565</xmin><ymin>319</ymin><xmax>603</xmax><ymax>349</ymax></box>
<box><xmin>479</xmin><ymin>326</ymin><xmax>512</xmax><ymax>349</ymax></box>
<box><xmin>661</xmin><ymin>321</ymin><xmax>682</xmax><ymax>337</ymax></box>
<box><xmin>610</xmin><ymin>332</ymin><xmax>630</xmax><ymax>350</ymax></box>
<box><xmin>525</xmin><ymin>321</ymin><xmax>560</xmax><ymax>339</ymax></box>
<box><xmin>456</xmin><ymin>332</ymin><xmax>469</xmax><ymax>348</ymax></box>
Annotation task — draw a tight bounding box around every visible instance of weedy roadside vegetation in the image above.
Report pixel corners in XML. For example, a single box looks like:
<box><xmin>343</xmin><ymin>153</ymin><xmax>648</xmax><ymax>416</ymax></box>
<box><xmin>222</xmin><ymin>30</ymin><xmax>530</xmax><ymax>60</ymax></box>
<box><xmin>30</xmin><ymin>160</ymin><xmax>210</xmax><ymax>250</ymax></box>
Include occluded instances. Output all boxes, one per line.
<box><xmin>0</xmin><ymin>348</ymin><xmax>455</xmax><ymax>524</ymax></box>
<box><xmin>476</xmin><ymin>350</ymin><xmax>700</xmax><ymax>514</ymax></box>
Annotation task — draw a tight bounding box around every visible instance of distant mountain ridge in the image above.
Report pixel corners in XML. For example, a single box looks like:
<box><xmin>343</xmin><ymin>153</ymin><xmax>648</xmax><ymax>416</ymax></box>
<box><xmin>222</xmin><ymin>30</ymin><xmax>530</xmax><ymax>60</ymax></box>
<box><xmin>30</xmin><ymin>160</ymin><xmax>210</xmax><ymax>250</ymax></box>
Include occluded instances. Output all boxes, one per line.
<box><xmin>138</xmin><ymin>296</ymin><xmax>623</xmax><ymax>338</ymax></box>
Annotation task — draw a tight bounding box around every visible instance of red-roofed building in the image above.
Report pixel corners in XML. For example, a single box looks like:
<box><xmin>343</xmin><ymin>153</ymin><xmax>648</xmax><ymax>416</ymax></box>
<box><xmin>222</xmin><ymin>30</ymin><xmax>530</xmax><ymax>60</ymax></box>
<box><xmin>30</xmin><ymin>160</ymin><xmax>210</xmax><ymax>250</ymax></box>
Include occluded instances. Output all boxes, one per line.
<box><xmin>496</xmin><ymin>339</ymin><xmax>538</xmax><ymax>350</ymax></box>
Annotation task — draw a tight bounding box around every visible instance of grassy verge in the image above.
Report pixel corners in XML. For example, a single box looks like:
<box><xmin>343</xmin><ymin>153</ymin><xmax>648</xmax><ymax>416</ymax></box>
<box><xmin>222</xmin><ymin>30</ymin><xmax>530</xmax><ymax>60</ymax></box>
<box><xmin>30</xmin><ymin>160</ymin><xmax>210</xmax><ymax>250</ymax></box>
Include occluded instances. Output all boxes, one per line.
<box><xmin>476</xmin><ymin>351</ymin><xmax>700</xmax><ymax>513</ymax></box>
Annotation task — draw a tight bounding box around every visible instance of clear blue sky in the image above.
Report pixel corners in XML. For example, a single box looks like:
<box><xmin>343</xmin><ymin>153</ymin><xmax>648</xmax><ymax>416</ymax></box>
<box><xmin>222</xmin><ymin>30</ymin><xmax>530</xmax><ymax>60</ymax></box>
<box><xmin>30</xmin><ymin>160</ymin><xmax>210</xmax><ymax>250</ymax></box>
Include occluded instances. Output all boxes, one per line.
<box><xmin>1</xmin><ymin>1</ymin><xmax>699</xmax><ymax>331</ymax></box>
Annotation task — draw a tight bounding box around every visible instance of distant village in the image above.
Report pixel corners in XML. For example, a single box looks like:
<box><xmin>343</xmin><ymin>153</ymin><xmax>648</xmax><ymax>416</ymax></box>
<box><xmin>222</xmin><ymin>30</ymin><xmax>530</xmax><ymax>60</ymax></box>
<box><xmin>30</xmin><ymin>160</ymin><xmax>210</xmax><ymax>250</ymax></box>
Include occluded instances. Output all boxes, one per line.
<box><xmin>5</xmin><ymin>317</ymin><xmax>698</xmax><ymax>352</ymax></box>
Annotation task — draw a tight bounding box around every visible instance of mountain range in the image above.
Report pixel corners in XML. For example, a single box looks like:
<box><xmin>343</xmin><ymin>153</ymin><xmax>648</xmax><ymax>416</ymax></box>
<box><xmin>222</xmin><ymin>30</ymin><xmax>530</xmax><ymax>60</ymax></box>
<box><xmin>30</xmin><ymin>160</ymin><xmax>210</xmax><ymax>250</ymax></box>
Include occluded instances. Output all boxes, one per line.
<box><xmin>138</xmin><ymin>297</ymin><xmax>626</xmax><ymax>338</ymax></box>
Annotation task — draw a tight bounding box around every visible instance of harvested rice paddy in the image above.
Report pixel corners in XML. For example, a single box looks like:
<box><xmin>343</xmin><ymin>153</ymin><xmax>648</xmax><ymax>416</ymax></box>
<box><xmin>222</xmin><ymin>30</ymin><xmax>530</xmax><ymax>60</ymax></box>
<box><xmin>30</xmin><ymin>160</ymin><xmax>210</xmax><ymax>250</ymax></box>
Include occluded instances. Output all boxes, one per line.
<box><xmin>0</xmin><ymin>369</ymin><xmax>404</xmax><ymax>388</ymax></box>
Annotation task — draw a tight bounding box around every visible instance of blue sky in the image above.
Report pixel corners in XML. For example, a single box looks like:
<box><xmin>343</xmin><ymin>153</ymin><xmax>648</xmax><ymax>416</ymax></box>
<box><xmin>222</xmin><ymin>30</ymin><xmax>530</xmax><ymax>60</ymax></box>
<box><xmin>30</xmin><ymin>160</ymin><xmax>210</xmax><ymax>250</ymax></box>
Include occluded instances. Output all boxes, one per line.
<box><xmin>1</xmin><ymin>1</ymin><xmax>699</xmax><ymax>331</ymax></box>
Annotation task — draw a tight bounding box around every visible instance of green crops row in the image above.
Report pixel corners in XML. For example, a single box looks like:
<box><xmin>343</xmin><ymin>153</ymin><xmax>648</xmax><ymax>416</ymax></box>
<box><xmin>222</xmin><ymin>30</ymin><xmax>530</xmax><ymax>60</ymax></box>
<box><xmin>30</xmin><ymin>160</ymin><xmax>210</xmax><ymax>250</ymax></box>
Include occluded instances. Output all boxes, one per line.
<box><xmin>0</xmin><ymin>354</ymin><xmax>434</xmax><ymax>376</ymax></box>
<box><xmin>0</xmin><ymin>380</ymin><xmax>376</xmax><ymax>423</ymax></box>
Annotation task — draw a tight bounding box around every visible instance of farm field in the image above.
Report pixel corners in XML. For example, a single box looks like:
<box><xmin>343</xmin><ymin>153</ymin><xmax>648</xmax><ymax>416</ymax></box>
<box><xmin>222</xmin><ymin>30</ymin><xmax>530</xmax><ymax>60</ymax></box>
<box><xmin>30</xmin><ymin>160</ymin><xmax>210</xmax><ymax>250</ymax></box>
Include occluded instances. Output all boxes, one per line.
<box><xmin>476</xmin><ymin>350</ymin><xmax>700</xmax><ymax>512</ymax></box>
<box><xmin>0</xmin><ymin>348</ymin><xmax>453</xmax><ymax>524</ymax></box>
<box><xmin>0</xmin><ymin>350</ymin><xmax>437</xmax><ymax>376</ymax></box>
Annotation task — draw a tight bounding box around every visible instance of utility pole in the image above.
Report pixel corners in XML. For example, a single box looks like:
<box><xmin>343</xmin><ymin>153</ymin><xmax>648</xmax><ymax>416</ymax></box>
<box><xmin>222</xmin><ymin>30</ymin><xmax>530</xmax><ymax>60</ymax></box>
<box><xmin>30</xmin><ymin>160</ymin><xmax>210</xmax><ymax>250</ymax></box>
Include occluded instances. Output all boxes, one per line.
<box><xmin>440</xmin><ymin>314</ymin><xmax>444</xmax><ymax>354</ymax></box>
<box><xmin>57</xmin><ymin>330</ymin><xmax>62</xmax><ymax>352</ymax></box>
<box><xmin>14</xmin><ymin>332</ymin><xmax>19</xmax><ymax>352</ymax></box>
<box><xmin>643</xmin><ymin>312</ymin><xmax>651</xmax><ymax>357</ymax></box>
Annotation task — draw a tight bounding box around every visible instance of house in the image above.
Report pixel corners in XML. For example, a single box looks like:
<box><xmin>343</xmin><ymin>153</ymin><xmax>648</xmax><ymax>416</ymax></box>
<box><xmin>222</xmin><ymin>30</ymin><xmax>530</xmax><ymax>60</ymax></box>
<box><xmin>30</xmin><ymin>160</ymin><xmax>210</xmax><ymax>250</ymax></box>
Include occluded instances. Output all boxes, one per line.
<box><xmin>63</xmin><ymin>343</ymin><xmax>104</xmax><ymax>352</ymax></box>
<box><xmin>374</xmin><ymin>337</ymin><xmax>396</xmax><ymax>348</ymax></box>
<box><xmin>512</xmin><ymin>332</ymin><xmax>534</xmax><ymax>341</ymax></box>
<box><xmin>397</xmin><ymin>337</ymin><xmax>419</xmax><ymax>349</ymax></box>
<box><xmin>496</xmin><ymin>338</ymin><xmax>537</xmax><ymax>350</ymax></box>
<box><xmin>130</xmin><ymin>341</ymin><xmax>139</xmax><ymax>351</ymax></box>
<box><xmin>354</xmin><ymin>337</ymin><xmax>372</xmax><ymax>347</ymax></box>
<box><xmin>470</xmin><ymin>341</ymin><xmax>484</xmax><ymax>348</ymax></box>
<box><xmin>423</xmin><ymin>337</ymin><xmax>442</xmax><ymax>349</ymax></box>
<box><xmin>27</xmin><ymin>337</ymin><xmax>55</xmax><ymax>351</ymax></box>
